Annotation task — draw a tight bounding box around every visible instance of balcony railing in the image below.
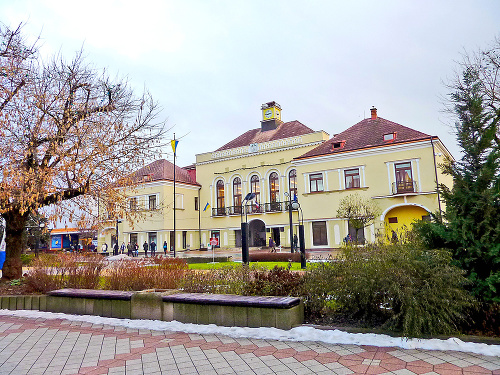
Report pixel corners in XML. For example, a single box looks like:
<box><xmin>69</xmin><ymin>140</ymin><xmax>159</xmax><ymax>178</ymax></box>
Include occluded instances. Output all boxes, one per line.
<box><xmin>211</xmin><ymin>201</ymin><xmax>296</xmax><ymax>216</ymax></box>
<box><xmin>212</xmin><ymin>207</ymin><xmax>227</xmax><ymax>216</ymax></box>
<box><xmin>265</xmin><ymin>201</ymin><xmax>283</xmax><ymax>212</ymax></box>
<box><xmin>392</xmin><ymin>180</ymin><xmax>417</xmax><ymax>194</ymax></box>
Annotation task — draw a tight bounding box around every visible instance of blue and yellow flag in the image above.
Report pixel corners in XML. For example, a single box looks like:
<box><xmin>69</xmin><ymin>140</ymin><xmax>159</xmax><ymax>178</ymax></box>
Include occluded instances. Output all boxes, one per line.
<box><xmin>203</xmin><ymin>202</ymin><xmax>210</xmax><ymax>211</ymax></box>
<box><xmin>171</xmin><ymin>139</ymin><xmax>179</xmax><ymax>154</ymax></box>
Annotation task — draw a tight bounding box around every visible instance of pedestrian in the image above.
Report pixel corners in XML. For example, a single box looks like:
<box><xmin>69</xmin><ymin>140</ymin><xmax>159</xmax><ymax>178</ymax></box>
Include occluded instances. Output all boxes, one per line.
<box><xmin>101</xmin><ymin>243</ymin><xmax>107</xmax><ymax>253</ymax></box>
<box><xmin>120</xmin><ymin>242</ymin><xmax>125</xmax><ymax>254</ymax></box>
<box><xmin>293</xmin><ymin>233</ymin><xmax>298</xmax><ymax>251</ymax></box>
<box><xmin>163</xmin><ymin>241</ymin><xmax>168</xmax><ymax>255</ymax></box>
<box><xmin>113</xmin><ymin>242</ymin><xmax>118</xmax><ymax>256</ymax></box>
<box><xmin>143</xmin><ymin>241</ymin><xmax>149</xmax><ymax>257</ymax></box>
<box><xmin>269</xmin><ymin>237</ymin><xmax>276</xmax><ymax>252</ymax></box>
<box><xmin>89</xmin><ymin>243</ymin><xmax>95</xmax><ymax>252</ymax></box>
<box><xmin>127</xmin><ymin>242</ymin><xmax>133</xmax><ymax>256</ymax></box>
<box><xmin>150</xmin><ymin>240</ymin><xmax>156</xmax><ymax>256</ymax></box>
<box><xmin>134</xmin><ymin>243</ymin><xmax>139</xmax><ymax>257</ymax></box>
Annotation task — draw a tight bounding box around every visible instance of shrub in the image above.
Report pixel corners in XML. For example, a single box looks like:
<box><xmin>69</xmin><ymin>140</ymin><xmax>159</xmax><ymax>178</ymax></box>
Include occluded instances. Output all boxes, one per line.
<box><xmin>24</xmin><ymin>253</ymin><xmax>106</xmax><ymax>293</ymax></box>
<box><xmin>180</xmin><ymin>264</ymin><xmax>255</xmax><ymax>294</ymax></box>
<box><xmin>103</xmin><ymin>256</ymin><xmax>188</xmax><ymax>291</ymax></box>
<box><xmin>244</xmin><ymin>266</ymin><xmax>304</xmax><ymax>297</ymax></box>
<box><xmin>303</xmin><ymin>243</ymin><xmax>475</xmax><ymax>337</ymax></box>
<box><xmin>20</xmin><ymin>253</ymin><xmax>35</xmax><ymax>266</ymax></box>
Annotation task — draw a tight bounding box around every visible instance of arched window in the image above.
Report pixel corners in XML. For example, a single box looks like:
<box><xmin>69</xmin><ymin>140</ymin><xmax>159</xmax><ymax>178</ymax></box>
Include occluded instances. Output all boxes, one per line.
<box><xmin>289</xmin><ymin>169</ymin><xmax>297</xmax><ymax>199</ymax></box>
<box><xmin>233</xmin><ymin>177</ymin><xmax>242</xmax><ymax>213</ymax></box>
<box><xmin>250</xmin><ymin>175</ymin><xmax>260</xmax><ymax>209</ymax></box>
<box><xmin>269</xmin><ymin>172</ymin><xmax>279</xmax><ymax>203</ymax></box>
<box><xmin>216</xmin><ymin>180</ymin><xmax>225</xmax><ymax>215</ymax></box>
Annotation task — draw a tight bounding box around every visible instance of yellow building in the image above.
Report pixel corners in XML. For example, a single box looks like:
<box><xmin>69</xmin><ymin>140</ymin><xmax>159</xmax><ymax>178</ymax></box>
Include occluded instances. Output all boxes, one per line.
<box><xmin>99</xmin><ymin>159</ymin><xmax>201</xmax><ymax>253</ymax></box>
<box><xmin>104</xmin><ymin>102</ymin><xmax>452</xmax><ymax>252</ymax></box>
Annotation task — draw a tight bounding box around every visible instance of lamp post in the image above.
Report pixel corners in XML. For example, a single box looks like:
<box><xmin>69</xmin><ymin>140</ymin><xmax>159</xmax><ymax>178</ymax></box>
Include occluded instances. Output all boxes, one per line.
<box><xmin>284</xmin><ymin>192</ymin><xmax>294</xmax><ymax>253</ymax></box>
<box><xmin>292</xmin><ymin>200</ymin><xmax>306</xmax><ymax>269</ymax></box>
<box><xmin>241</xmin><ymin>192</ymin><xmax>255</xmax><ymax>264</ymax></box>
<box><xmin>115</xmin><ymin>219</ymin><xmax>122</xmax><ymax>255</ymax></box>
<box><xmin>34</xmin><ymin>222</ymin><xmax>45</xmax><ymax>257</ymax></box>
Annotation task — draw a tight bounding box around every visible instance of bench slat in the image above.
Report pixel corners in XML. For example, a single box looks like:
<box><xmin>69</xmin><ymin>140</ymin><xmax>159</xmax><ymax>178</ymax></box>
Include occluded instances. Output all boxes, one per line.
<box><xmin>48</xmin><ymin>289</ymin><xmax>134</xmax><ymax>301</ymax></box>
<box><xmin>162</xmin><ymin>293</ymin><xmax>300</xmax><ymax>309</ymax></box>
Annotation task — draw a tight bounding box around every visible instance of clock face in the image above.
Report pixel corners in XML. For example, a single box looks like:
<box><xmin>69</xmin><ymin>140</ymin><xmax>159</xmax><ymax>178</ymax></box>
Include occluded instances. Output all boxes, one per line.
<box><xmin>264</xmin><ymin>109</ymin><xmax>273</xmax><ymax>119</ymax></box>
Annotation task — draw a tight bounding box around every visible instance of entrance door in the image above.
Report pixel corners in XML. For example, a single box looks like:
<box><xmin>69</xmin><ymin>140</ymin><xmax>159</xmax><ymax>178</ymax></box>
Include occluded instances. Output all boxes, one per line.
<box><xmin>272</xmin><ymin>228</ymin><xmax>281</xmax><ymax>246</ymax></box>
<box><xmin>248</xmin><ymin>219</ymin><xmax>266</xmax><ymax>247</ymax></box>
<box><xmin>211</xmin><ymin>231</ymin><xmax>220</xmax><ymax>248</ymax></box>
<box><xmin>169</xmin><ymin>231</ymin><xmax>175</xmax><ymax>252</ymax></box>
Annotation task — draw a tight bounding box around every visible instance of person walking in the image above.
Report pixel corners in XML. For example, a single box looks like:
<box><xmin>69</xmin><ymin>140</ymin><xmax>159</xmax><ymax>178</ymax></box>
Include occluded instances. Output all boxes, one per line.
<box><xmin>113</xmin><ymin>242</ymin><xmax>118</xmax><ymax>256</ymax></box>
<box><xmin>120</xmin><ymin>242</ymin><xmax>125</xmax><ymax>254</ymax></box>
<box><xmin>269</xmin><ymin>237</ymin><xmax>276</xmax><ymax>252</ymax></box>
<box><xmin>101</xmin><ymin>243</ymin><xmax>107</xmax><ymax>253</ymax></box>
<box><xmin>143</xmin><ymin>241</ymin><xmax>149</xmax><ymax>257</ymax></box>
<box><xmin>150</xmin><ymin>240</ymin><xmax>156</xmax><ymax>257</ymax></box>
<box><xmin>134</xmin><ymin>243</ymin><xmax>139</xmax><ymax>257</ymax></box>
<box><xmin>127</xmin><ymin>242</ymin><xmax>133</xmax><ymax>257</ymax></box>
<box><xmin>163</xmin><ymin>241</ymin><xmax>168</xmax><ymax>255</ymax></box>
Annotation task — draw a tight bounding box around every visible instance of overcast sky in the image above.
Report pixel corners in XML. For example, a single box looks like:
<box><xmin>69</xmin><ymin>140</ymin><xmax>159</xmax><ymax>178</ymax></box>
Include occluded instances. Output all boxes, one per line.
<box><xmin>2</xmin><ymin>0</ymin><xmax>499</xmax><ymax>167</ymax></box>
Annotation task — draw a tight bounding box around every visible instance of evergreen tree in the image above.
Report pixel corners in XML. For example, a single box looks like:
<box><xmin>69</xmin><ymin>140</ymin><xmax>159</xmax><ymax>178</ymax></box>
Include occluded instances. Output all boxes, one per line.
<box><xmin>438</xmin><ymin>43</ymin><xmax>500</xmax><ymax>302</ymax></box>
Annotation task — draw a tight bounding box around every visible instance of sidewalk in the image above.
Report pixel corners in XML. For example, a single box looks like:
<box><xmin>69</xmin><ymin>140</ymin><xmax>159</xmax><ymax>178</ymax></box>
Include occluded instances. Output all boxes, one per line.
<box><xmin>0</xmin><ymin>314</ymin><xmax>498</xmax><ymax>375</ymax></box>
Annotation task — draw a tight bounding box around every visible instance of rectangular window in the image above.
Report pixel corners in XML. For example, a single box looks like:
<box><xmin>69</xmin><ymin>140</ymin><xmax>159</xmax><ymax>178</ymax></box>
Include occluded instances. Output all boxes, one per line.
<box><xmin>344</xmin><ymin>169</ymin><xmax>360</xmax><ymax>189</ymax></box>
<box><xmin>194</xmin><ymin>197</ymin><xmax>199</xmax><ymax>211</ymax></box>
<box><xmin>309</xmin><ymin>173</ymin><xmax>324</xmax><ymax>192</ymax></box>
<box><xmin>129</xmin><ymin>197</ymin><xmax>137</xmax><ymax>211</ymax></box>
<box><xmin>388</xmin><ymin>217</ymin><xmax>398</xmax><ymax>223</ymax></box>
<box><xmin>129</xmin><ymin>233</ymin><xmax>138</xmax><ymax>246</ymax></box>
<box><xmin>149</xmin><ymin>195</ymin><xmax>157</xmax><ymax>210</ymax></box>
<box><xmin>182</xmin><ymin>231</ymin><xmax>187</xmax><ymax>249</ymax></box>
<box><xmin>312</xmin><ymin>221</ymin><xmax>328</xmax><ymax>246</ymax></box>
<box><xmin>395</xmin><ymin>162</ymin><xmax>414</xmax><ymax>193</ymax></box>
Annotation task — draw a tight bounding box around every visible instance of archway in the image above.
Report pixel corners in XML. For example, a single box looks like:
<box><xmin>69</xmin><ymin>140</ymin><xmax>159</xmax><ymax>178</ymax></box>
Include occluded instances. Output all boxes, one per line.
<box><xmin>248</xmin><ymin>219</ymin><xmax>266</xmax><ymax>247</ymax></box>
<box><xmin>383</xmin><ymin>204</ymin><xmax>430</xmax><ymax>241</ymax></box>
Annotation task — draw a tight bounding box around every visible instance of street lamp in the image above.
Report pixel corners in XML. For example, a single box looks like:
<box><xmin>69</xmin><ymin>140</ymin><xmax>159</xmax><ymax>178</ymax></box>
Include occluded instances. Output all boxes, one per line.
<box><xmin>284</xmin><ymin>192</ymin><xmax>295</xmax><ymax>253</ymax></box>
<box><xmin>241</xmin><ymin>192</ymin><xmax>256</xmax><ymax>264</ymax></box>
<box><xmin>292</xmin><ymin>200</ymin><xmax>307</xmax><ymax>269</ymax></box>
<box><xmin>35</xmin><ymin>222</ymin><xmax>45</xmax><ymax>257</ymax></box>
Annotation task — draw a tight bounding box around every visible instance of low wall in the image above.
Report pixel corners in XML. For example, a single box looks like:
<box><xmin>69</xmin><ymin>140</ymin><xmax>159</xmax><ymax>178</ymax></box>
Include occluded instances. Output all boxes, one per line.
<box><xmin>0</xmin><ymin>290</ymin><xmax>304</xmax><ymax>330</ymax></box>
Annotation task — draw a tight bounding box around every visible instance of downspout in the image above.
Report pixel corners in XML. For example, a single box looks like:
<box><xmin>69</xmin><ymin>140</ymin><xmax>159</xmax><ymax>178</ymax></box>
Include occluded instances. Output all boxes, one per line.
<box><xmin>198</xmin><ymin>188</ymin><xmax>201</xmax><ymax>249</ymax></box>
<box><xmin>430</xmin><ymin>137</ymin><xmax>443</xmax><ymax>219</ymax></box>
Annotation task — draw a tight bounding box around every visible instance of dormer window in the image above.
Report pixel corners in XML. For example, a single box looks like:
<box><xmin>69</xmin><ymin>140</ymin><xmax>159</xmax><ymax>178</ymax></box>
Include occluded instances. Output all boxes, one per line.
<box><xmin>332</xmin><ymin>140</ymin><xmax>346</xmax><ymax>150</ymax></box>
<box><xmin>383</xmin><ymin>132</ymin><xmax>396</xmax><ymax>142</ymax></box>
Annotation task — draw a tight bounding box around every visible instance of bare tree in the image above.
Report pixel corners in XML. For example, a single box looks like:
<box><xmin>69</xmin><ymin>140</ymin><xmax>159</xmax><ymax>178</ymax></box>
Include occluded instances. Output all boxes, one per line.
<box><xmin>0</xmin><ymin>24</ymin><xmax>168</xmax><ymax>279</ymax></box>
<box><xmin>337</xmin><ymin>193</ymin><xmax>379</xmax><ymax>244</ymax></box>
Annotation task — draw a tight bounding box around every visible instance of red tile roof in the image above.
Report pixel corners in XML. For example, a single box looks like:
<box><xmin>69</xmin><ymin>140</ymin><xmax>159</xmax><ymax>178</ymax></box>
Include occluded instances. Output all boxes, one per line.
<box><xmin>132</xmin><ymin>159</ymin><xmax>199</xmax><ymax>185</ymax></box>
<box><xmin>297</xmin><ymin>117</ymin><xmax>431</xmax><ymax>159</ymax></box>
<box><xmin>216</xmin><ymin>121</ymin><xmax>315</xmax><ymax>151</ymax></box>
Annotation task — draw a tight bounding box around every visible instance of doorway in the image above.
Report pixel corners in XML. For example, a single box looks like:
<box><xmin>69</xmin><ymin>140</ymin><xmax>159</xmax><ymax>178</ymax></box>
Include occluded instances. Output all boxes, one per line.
<box><xmin>272</xmin><ymin>227</ymin><xmax>281</xmax><ymax>246</ymax></box>
<box><xmin>248</xmin><ymin>219</ymin><xmax>266</xmax><ymax>247</ymax></box>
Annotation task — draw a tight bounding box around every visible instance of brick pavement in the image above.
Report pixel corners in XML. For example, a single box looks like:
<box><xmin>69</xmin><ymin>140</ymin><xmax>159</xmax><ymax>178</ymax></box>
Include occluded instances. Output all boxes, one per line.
<box><xmin>0</xmin><ymin>315</ymin><xmax>498</xmax><ymax>375</ymax></box>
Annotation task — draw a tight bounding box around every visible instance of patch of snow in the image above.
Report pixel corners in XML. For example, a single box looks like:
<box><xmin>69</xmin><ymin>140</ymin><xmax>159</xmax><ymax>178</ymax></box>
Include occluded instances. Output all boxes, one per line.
<box><xmin>0</xmin><ymin>310</ymin><xmax>498</xmax><ymax>357</ymax></box>
<box><xmin>106</xmin><ymin>254</ymin><xmax>132</xmax><ymax>261</ymax></box>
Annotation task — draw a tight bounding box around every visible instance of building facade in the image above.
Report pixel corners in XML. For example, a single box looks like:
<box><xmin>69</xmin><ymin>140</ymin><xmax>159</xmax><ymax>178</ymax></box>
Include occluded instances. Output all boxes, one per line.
<box><xmin>100</xmin><ymin>102</ymin><xmax>452</xmax><ymax>252</ymax></box>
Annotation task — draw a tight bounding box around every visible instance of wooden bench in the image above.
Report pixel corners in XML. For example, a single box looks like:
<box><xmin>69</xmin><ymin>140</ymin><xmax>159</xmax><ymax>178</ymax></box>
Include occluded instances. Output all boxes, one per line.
<box><xmin>32</xmin><ymin>289</ymin><xmax>304</xmax><ymax>330</ymax></box>
<box><xmin>162</xmin><ymin>293</ymin><xmax>303</xmax><ymax>329</ymax></box>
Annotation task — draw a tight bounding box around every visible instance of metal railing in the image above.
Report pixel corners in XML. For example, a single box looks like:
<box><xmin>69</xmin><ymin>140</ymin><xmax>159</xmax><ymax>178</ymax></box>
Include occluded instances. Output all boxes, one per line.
<box><xmin>392</xmin><ymin>180</ymin><xmax>417</xmax><ymax>194</ymax></box>
<box><xmin>212</xmin><ymin>207</ymin><xmax>227</xmax><ymax>216</ymax></box>
<box><xmin>265</xmin><ymin>201</ymin><xmax>283</xmax><ymax>212</ymax></box>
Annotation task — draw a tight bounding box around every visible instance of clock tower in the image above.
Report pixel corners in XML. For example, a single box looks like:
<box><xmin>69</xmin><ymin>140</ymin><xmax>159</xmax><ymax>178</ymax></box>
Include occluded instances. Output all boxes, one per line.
<box><xmin>261</xmin><ymin>101</ymin><xmax>282</xmax><ymax>131</ymax></box>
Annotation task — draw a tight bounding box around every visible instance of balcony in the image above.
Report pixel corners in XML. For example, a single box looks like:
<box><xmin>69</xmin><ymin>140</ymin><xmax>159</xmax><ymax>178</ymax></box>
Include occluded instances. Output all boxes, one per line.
<box><xmin>264</xmin><ymin>201</ymin><xmax>283</xmax><ymax>212</ymax></box>
<box><xmin>392</xmin><ymin>180</ymin><xmax>417</xmax><ymax>194</ymax></box>
<box><xmin>212</xmin><ymin>207</ymin><xmax>227</xmax><ymax>216</ymax></box>
<box><xmin>211</xmin><ymin>201</ymin><xmax>296</xmax><ymax>216</ymax></box>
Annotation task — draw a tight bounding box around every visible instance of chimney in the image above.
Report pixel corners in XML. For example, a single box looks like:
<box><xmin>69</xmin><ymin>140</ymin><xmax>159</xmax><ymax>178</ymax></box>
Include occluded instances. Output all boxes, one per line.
<box><xmin>370</xmin><ymin>106</ymin><xmax>377</xmax><ymax>119</ymax></box>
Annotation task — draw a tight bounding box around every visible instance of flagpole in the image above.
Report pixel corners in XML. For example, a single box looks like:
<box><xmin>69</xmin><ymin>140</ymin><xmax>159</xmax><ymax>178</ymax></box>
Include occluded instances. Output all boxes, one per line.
<box><xmin>172</xmin><ymin>133</ymin><xmax>176</xmax><ymax>258</ymax></box>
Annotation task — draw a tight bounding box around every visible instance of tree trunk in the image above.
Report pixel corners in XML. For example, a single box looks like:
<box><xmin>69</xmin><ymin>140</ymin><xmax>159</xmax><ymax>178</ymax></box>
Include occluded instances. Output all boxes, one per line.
<box><xmin>2</xmin><ymin>211</ymin><xmax>29</xmax><ymax>280</ymax></box>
